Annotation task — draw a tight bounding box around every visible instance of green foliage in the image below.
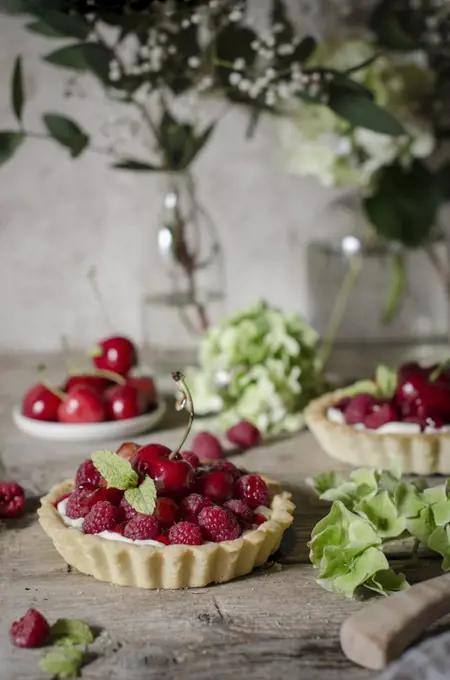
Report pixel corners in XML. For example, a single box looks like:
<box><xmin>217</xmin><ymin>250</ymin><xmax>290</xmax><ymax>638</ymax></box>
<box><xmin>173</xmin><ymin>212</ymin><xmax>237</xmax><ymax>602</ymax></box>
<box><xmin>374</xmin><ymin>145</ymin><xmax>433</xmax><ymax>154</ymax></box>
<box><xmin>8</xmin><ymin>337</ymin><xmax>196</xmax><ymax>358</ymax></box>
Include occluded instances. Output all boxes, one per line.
<box><xmin>11</xmin><ymin>56</ymin><xmax>24</xmax><ymax>122</ymax></box>
<box><xmin>310</xmin><ymin>466</ymin><xmax>450</xmax><ymax>598</ymax></box>
<box><xmin>43</xmin><ymin>114</ymin><xmax>89</xmax><ymax>158</ymax></box>
<box><xmin>51</xmin><ymin>619</ymin><xmax>94</xmax><ymax>647</ymax></box>
<box><xmin>364</xmin><ymin>161</ymin><xmax>441</xmax><ymax>248</ymax></box>
<box><xmin>0</xmin><ymin>131</ymin><xmax>24</xmax><ymax>165</ymax></box>
<box><xmin>44</xmin><ymin>43</ymin><xmax>112</xmax><ymax>85</ymax></box>
<box><xmin>329</xmin><ymin>91</ymin><xmax>405</xmax><ymax>136</ymax></box>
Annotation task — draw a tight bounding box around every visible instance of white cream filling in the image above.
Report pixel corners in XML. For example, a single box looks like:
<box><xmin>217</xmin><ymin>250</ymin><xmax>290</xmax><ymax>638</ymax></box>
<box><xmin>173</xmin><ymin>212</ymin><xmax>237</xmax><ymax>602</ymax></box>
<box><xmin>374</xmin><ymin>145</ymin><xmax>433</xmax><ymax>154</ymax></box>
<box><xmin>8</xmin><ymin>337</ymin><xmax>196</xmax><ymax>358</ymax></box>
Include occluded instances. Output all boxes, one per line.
<box><xmin>327</xmin><ymin>407</ymin><xmax>450</xmax><ymax>435</ymax></box>
<box><xmin>56</xmin><ymin>498</ymin><xmax>165</xmax><ymax>547</ymax></box>
<box><xmin>57</xmin><ymin>498</ymin><xmax>271</xmax><ymax>545</ymax></box>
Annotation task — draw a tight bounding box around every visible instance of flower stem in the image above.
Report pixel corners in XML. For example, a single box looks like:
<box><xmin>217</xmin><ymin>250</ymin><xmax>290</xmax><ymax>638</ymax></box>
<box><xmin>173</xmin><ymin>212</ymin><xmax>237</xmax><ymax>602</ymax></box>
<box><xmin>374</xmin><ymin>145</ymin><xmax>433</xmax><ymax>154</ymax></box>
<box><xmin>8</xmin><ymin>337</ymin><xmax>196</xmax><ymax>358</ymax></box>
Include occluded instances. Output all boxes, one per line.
<box><xmin>319</xmin><ymin>255</ymin><xmax>363</xmax><ymax>369</ymax></box>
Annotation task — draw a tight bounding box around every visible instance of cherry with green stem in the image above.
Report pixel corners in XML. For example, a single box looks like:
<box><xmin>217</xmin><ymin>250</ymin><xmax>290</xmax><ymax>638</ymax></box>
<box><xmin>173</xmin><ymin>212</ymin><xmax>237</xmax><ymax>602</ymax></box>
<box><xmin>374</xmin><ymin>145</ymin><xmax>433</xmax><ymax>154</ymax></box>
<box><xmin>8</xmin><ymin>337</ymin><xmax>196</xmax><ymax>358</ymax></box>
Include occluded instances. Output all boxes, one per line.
<box><xmin>171</xmin><ymin>371</ymin><xmax>195</xmax><ymax>459</ymax></box>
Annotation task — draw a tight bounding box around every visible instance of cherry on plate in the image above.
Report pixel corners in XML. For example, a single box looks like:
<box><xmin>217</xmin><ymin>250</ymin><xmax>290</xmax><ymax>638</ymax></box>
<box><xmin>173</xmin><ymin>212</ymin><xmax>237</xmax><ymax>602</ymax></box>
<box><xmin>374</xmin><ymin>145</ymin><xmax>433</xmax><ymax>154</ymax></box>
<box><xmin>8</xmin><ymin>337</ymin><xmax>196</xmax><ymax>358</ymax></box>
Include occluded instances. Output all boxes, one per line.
<box><xmin>105</xmin><ymin>384</ymin><xmax>147</xmax><ymax>421</ymax></box>
<box><xmin>22</xmin><ymin>383</ymin><xmax>62</xmax><ymax>422</ymax></box>
<box><xmin>57</xmin><ymin>385</ymin><xmax>106</xmax><ymax>424</ymax></box>
<box><xmin>89</xmin><ymin>335</ymin><xmax>137</xmax><ymax>377</ymax></box>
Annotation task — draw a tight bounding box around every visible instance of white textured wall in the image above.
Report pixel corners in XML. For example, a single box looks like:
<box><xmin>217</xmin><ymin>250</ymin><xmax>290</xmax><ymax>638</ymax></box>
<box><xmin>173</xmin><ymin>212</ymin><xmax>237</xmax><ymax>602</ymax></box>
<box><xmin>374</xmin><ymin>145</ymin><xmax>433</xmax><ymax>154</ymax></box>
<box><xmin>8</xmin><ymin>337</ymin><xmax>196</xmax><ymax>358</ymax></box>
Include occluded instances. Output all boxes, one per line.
<box><xmin>0</xmin><ymin>0</ymin><xmax>445</xmax><ymax>354</ymax></box>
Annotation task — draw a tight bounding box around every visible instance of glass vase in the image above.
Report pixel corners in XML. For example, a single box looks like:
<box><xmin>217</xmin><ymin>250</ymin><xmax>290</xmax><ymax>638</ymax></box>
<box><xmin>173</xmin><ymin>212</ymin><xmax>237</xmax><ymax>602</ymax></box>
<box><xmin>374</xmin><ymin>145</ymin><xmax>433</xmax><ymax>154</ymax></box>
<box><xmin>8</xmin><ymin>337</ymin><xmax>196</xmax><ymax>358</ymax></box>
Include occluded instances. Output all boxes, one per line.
<box><xmin>307</xmin><ymin>233</ymin><xmax>450</xmax><ymax>381</ymax></box>
<box><xmin>142</xmin><ymin>171</ymin><xmax>225</xmax><ymax>376</ymax></box>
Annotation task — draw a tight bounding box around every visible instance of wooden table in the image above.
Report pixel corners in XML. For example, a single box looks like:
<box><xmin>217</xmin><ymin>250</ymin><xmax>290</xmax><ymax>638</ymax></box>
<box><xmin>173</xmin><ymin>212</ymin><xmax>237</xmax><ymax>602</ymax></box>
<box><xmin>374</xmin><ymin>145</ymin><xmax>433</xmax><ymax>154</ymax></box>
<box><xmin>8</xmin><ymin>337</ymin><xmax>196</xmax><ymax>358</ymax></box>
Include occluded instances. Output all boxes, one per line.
<box><xmin>0</xmin><ymin>354</ymin><xmax>447</xmax><ymax>680</ymax></box>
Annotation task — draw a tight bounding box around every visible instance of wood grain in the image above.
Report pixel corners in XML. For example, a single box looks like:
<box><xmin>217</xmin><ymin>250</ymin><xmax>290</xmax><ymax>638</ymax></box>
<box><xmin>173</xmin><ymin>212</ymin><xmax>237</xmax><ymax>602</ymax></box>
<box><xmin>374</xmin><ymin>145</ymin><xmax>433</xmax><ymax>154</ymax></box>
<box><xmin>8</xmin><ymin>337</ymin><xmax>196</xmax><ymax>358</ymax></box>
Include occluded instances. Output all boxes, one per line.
<box><xmin>1</xmin><ymin>353</ymin><xmax>448</xmax><ymax>680</ymax></box>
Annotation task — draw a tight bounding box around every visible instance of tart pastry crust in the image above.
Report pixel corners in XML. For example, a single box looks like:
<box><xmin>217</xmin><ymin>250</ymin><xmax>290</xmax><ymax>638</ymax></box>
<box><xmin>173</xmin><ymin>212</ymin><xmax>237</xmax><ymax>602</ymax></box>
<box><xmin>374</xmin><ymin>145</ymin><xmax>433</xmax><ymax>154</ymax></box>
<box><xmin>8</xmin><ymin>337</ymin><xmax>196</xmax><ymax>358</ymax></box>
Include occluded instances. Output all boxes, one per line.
<box><xmin>305</xmin><ymin>391</ymin><xmax>450</xmax><ymax>475</ymax></box>
<box><xmin>38</xmin><ymin>477</ymin><xmax>294</xmax><ymax>589</ymax></box>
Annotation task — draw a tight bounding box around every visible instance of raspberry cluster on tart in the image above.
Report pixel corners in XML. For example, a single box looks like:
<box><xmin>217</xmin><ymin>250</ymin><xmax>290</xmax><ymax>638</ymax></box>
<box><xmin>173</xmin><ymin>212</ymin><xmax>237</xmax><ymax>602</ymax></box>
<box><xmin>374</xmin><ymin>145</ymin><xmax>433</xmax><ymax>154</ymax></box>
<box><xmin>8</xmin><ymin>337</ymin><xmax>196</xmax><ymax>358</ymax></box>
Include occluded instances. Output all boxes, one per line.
<box><xmin>305</xmin><ymin>362</ymin><xmax>450</xmax><ymax>475</ymax></box>
<box><xmin>38</xmin><ymin>373</ymin><xmax>294</xmax><ymax>589</ymax></box>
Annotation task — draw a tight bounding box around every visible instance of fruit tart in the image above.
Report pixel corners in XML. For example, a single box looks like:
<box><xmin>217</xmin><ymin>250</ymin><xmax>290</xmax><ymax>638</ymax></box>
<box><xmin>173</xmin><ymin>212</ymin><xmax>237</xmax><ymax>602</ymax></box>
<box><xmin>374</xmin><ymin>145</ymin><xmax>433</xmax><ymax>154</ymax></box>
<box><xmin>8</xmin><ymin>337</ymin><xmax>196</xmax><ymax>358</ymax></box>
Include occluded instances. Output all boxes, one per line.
<box><xmin>305</xmin><ymin>362</ymin><xmax>450</xmax><ymax>475</ymax></box>
<box><xmin>38</xmin><ymin>373</ymin><xmax>294</xmax><ymax>589</ymax></box>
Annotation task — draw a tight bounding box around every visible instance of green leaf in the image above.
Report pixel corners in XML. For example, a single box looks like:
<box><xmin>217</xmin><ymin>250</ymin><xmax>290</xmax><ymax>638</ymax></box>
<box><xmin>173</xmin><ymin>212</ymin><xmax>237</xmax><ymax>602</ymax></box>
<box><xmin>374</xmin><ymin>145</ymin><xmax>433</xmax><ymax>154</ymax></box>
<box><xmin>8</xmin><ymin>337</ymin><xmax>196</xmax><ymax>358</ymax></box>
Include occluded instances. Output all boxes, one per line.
<box><xmin>381</xmin><ymin>252</ymin><xmax>406</xmax><ymax>325</ymax></box>
<box><xmin>26</xmin><ymin>19</ymin><xmax>63</xmax><ymax>37</ymax></box>
<box><xmin>43</xmin><ymin>114</ymin><xmax>89</xmax><ymax>158</ymax></box>
<box><xmin>364</xmin><ymin>569</ymin><xmax>409</xmax><ymax>596</ymax></box>
<box><xmin>310</xmin><ymin>471</ymin><xmax>344</xmax><ymax>496</ymax></box>
<box><xmin>375</xmin><ymin>365</ymin><xmax>398</xmax><ymax>398</ymax></box>
<box><xmin>338</xmin><ymin>380</ymin><xmax>379</xmax><ymax>398</ymax></box>
<box><xmin>370</xmin><ymin>5</ymin><xmax>420</xmax><ymax>51</ymax></box>
<box><xmin>39</xmin><ymin>646</ymin><xmax>83</xmax><ymax>678</ymax></box>
<box><xmin>330</xmin><ymin>92</ymin><xmax>405</xmax><ymax>136</ymax></box>
<box><xmin>91</xmin><ymin>450</ymin><xmax>138</xmax><ymax>490</ymax></box>
<box><xmin>294</xmin><ymin>36</ymin><xmax>317</xmax><ymax>63</ymax></box>
<box><xmin>364</xmin><ymin>162</ymin><xmax>441</xmax><ymax>248</ymax></box>
<box><xmin>317</xmin><ymin>545</ymin><xmax>390</xmax><ymax>598</ymax></box>
<box><xmin>125</xmin><ymin>475</ymin><xmax>157</xmax><ymax>515</ymax></box>
<box><xmin>11</xmin><ymin>56</ymin><xmax>24</xmax><ymax>123</ymax></box>
<box><xmin>349</xmin><ymin>468</ymin><xmax>380</xmax><ymax>492</ymax></box>
<box><xmin>356</xmin><ymin>490</ymin><xmax>406</xmax><ymax>539</ymax></box>
<box><xmin>431</xmin><ymin>501</ymin><xmax>450</xmax><ymax>527</ymax></box>
<box><xmin>30</xmin><ymin>10</ymin><xmax>90</xmax><ymax>39</ymax></box>
<box><xmin>422</xmin><ymin>485</ymin><xmax>448</xmax><ymax>506</ymax></box>
<box><xmin>0</xmin><ymin>131</ymin><xmax>24</xmax><ymax>166</ymax></box>
<box><xmin>215</xmin><ymin>25</ymin><xmax>258</xmax><ymax>92</ymax></box>
<box><xmin>428</xmin><ymin>526</ymin><xmax>450</xmax><ymax>571</ymax></box>
<box><xmin>113</xmin><ymin>159</ymin><xmax>162</xmax><ymax>171</ymax></box>
<box><xmin>51</xmin><ymin>619</ymin><xmax>94</xmax><ymax>647</ymax></box>
<box><xmin>44</xmin><ymin>43</ymin><xmax>112</xmax><ymax>85</ymax></box>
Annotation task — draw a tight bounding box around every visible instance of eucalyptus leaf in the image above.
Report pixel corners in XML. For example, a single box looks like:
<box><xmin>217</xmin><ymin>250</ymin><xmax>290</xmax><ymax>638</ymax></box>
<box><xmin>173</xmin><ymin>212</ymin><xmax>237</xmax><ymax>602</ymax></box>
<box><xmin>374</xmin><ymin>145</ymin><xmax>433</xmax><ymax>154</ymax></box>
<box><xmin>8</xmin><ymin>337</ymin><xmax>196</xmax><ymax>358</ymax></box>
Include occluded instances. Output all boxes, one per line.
<box><xmin>294</xmin><ymin>36</ymin><xmax>317</xmax><ymax>63</ymax></box>
<box><xmin>0</xmin><ymin>131</ymin><xmax>24</xmax><ymax>166</ymax></box>
<box><xmin>44</xmin><ymin>43</ymin><xmax>112</xmax><ymax>85</ymax></box>
<box><xmin>113</xmin><ymin>159</ymin><xmax>162</xmax><ymax>171</ymax></box>
<box><xmin>370</xmin><ymin>4</ymin><xmax>420</xmax><ymax>51</ymax></box>
<box><xmin>43</xmin><ymin>114</ymin><xmax>89</xmax><ymax>158</ymax></box>
<box><xmin>330</xmin><ymin>92</ymin><xmax>405</xmax><ymax>136</ymax></box>
<box><xmin>30</xmin><ymin>10</ymin><xmax>90</xmax><ymax>39</ymax></box>
<box><xmin>26</xmin><ymin>19</ymin><xmax>62</xmax><ymax>36</ymax></box>
<box><xmin>11</xmin><ymin>56</ymin><xmax>24</xmax><ymax>123</ymax></box>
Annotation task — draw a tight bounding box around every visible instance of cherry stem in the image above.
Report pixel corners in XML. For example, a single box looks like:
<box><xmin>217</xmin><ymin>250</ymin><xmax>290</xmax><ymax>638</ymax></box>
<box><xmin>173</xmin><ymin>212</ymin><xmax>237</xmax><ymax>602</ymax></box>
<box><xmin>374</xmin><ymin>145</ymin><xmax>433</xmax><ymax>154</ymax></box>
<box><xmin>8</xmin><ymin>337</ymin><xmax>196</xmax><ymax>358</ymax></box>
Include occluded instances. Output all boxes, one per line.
<box><xmin>66</xmin><ymin>368</ymin><xmax>126</xmax><ymax>385</ymax></box>
<box><xmin>170</xmin><ymin>371</ymin><xmax>194</xmax><ymax>458</ymax></box>
<box><xmin>43</xmin><ymin>383</ymin><xmax>66</xmax><ymax>401</ymax></box>
<box><xmin>430</xmin><ymin>358</ymin><xmax>450</xmax><ymax>383</ymax></box>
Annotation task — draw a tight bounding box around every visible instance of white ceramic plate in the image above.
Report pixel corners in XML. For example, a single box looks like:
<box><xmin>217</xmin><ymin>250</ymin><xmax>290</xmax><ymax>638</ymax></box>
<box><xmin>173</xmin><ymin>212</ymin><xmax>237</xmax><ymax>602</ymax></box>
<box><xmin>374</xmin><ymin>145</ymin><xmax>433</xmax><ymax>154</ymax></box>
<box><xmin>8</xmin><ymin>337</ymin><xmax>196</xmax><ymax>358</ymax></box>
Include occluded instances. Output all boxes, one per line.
<box><xmin>12</xmin><ymin>399</ymin><xmax>167</xmax><ymax>443</ymax></box>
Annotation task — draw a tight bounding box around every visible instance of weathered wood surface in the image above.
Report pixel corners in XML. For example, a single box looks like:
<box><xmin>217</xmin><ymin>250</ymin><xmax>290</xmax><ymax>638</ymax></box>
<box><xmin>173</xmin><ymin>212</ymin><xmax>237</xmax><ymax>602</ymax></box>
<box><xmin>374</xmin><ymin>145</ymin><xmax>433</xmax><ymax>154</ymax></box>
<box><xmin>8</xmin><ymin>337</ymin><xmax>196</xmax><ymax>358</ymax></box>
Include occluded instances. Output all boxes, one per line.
<box><xmin>1</xmin><ymin>353</ymin><xmax>449</xmax><ymax>680</ymax></box>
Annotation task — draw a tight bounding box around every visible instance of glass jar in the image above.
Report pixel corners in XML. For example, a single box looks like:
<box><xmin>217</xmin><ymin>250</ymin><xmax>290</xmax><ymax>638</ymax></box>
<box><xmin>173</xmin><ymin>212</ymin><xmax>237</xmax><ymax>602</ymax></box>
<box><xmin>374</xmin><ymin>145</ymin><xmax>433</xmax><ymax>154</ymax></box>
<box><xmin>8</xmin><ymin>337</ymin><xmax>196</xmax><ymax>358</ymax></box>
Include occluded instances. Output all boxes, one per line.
<box><xmin>141</xmin><ymin>171</ymin><xmax>225</xmax><ymax>374</ymax></box>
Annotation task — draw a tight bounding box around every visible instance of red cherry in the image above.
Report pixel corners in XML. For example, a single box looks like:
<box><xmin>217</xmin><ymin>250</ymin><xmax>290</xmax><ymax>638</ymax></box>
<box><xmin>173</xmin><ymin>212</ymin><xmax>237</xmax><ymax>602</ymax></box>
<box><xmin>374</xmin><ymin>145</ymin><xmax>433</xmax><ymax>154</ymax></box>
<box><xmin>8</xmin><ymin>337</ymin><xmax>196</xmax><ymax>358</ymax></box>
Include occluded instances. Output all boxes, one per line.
<box><xmin>415</xmin><ymin>383</ymin><xmax>450</xmax><ymax>421</ymax></box>
<box><xmin>180</xmin><ymin>451</ymin><xmax>200</xmax><ymax>468</ymax></box>
<box><xmin>105</xmin><ymin>384</ymin><xmax>147</xmax><ymax>421</ymax></box>
<box><xmin>395</xmin><ymin>372</ymin><xmax>428</xmax><ymax>408</ymax></box>
<box><xmin>91</xmin><ymin>487</ymin><xmax>123</xmax><ymax>506</ymax></box>
<box><xmin>90</xmin><ymin>336</ymin><xmax>137</xmax><ymax>377</ymax></box>
<box><xmin>131</xmin><ymin>444</ymin><xmax>171</xmax><ymax>476</ymax></box>
<box><xmin>195</xmin><ymin>471</ymin><xmax>234</xmax><ymax>504</ymax></box>
<box><xmin>149</xmin><ymin>458</ymin><xmax>194</xmax><ymax>495</ymax></box>
<box><xmin>126</xmin><ymin>376</ymin><xmax>158</xmax><ymax>409</ymax></box>
<box><xmin>155</xmin><ymin>497</ymin><xmax>179</xmax><ymax>527</ymax></box>
<box><xmin>363</xmin><ymin>402</ymin><xmax>399</xmax><ymax>430</ymax></box>
<box><xmin>22</xmin><ymin>383</ymin><xmax>62</xmax><ymax>421</ymax></box>
<box><xmin>57</xmin><ymin>385</ymin><xmax>106</xmax><ymax>424</ymax></box>
<box><xmin>116</xmin><ymin>441</ymin><xmax>140</xmax><ymax>461</ymax></box>
<box><xmin>64</xmin><ymin>375</ymin><xmax>113</xmax><ymax>395</ymax></box>
<box><xmin>398</xmin><ymin>362</ymin><xmax>423</xmax><ymax>380</ymax></box>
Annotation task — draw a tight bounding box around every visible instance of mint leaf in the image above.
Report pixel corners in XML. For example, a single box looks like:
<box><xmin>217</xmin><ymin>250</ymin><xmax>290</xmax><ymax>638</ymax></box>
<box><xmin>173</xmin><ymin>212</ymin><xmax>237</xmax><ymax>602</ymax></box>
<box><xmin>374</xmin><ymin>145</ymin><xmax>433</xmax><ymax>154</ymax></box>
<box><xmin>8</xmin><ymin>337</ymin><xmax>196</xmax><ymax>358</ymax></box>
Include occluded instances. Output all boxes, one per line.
<box><xmin>51</xmin><ymin>619</ymin><xmax>94</xmax><ymax>646</ymax></box>
<box><xmin>91</xmin><ymin>450</ymin><xmax>138</xmax><ymax>490</ymax></box>
<box><xmin>309</xmin><ymin>471</ymin><xmax>344</xmax><ymax>496</ymax></box>
<box><xmin>40</xmin><ymin>646</ymin><xmax>83</xmax><ymax>678</ymax></box>
<box><xmin>356</xmin><ymin>490</ymin><xmax>406</xmax><ymax>539</ymax></box>
<box><xmin>124</xmin><ymin>475</ymin><xmax>157</xmax><ymax>515</ymax></box>
<box><xmin>364</xmin><ymin>569</ymin><xmax>409</xmax><ymax>596</ymax></box>
<box><xmin>375</xmin><ymin>365</ymin><xmax>398</xmax><ymax>398</ymax></box>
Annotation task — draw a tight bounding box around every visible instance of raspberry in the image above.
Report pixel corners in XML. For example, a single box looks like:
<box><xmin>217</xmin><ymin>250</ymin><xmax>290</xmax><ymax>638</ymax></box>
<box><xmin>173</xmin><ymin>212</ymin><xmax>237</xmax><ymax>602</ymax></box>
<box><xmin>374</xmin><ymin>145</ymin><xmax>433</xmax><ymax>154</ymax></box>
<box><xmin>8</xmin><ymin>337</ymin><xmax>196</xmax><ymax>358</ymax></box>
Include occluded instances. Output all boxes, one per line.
<box><xmin>53</xmin><ymin>492</ymin><xmax>71</xmax><ymax>508</ymax></box>
<box><xmin>197</xmin><ymin>506</ymin><xmax>241</xmax><ymax>542</ymax></box>
<box><xmin>253</xmin><ymin>513</ymin><xmax>268</xmax><ymax>526</ymax></box>
<box><xmin>10</xmin><ymin>608</ymin><xmax>50</xmax><ymax>648</ymax></box>
<box><xmin>191</xmin><ymin>432</ymin><xmax>224</xmax><ymax>461</ymax></box>
<box><xmin>119</xmin><ymin>496</ymin><xmax>138</xmax><ymax>521</ymax></box>
<box><xmin>234</xmin><ymin>475</ymin><xmax>269</xmax><ymax>509</ymax></box>
<box><xmin>111</xmin><ymin>522</ymin><xmax>126</xmax><ymax>535</ymax></box>
<box><xmin>75</xmin><ymin>459</ymin><xmax>101</xmax><ymax>488</ymax></box>
<box><xmin>180</xmin><ymin>494</ymin><xmax>213</xmax><ymax>522</ymax></box>
<box><xmin>66</xmin><ymin>487</ymin><xmax>123</xmax><ymax>519</ymax></box>
<box><xmin>82</xmin><ymin>501</ymin><xmax>119</xmax><ymax>534</ymax></box>
<box><xmin>208</xmin><ymin>460</ymin><xmax>241</xmax><ymax>481</ymax></box>
<box><xmin>364</xmin><ymin>402</ymin><xmax>399</xmax><ymax>430</ymax></box>
<box><xmin>223</xmin><ymin>499</ymin><xmax>253</xmax><ymax>528</ymax></box>
<box><xmin>169</xmin><ymin>521</ymin><xmax>204</xmax><ymax>545</ymax></box>
<box><xmin>123</xmin><ymin>514</ymin><xmax>160</xmax><ymax>541</ymax></box>
<box><xmin>344</xmin><ymin>393</ymin><xmax>376</xmax><ymax>425</ymax></box>
<box><xmin>180</xmin><ymin>451</ymin><xmax>200</xmax><ymax>468</ymax></box>
<box><xmin>196</xmin><ymin>471</ymin><xmax>233</xmax><ymax>504</ymax></box>
<box><xmin>0</xmin><ymin>482</ymin><xmax>25</xmax><ymax>518</ymax></box>
<box><xmin>226</xmin><ymin>420</ymin><xmax>261</xmax><ymax>449</ymax></box>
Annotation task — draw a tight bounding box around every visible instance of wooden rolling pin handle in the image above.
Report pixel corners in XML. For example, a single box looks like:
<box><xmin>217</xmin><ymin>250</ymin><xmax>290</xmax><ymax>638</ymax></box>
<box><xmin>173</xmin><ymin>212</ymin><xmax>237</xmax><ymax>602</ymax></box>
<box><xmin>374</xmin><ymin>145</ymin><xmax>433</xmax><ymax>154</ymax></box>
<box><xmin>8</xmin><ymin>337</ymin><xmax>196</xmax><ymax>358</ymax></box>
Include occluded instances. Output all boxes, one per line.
<box><xmin>340</xmin><ymin>572</ymin><xmax>450</xmax><ymax>671</ymax></box>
